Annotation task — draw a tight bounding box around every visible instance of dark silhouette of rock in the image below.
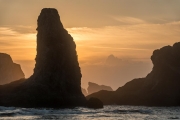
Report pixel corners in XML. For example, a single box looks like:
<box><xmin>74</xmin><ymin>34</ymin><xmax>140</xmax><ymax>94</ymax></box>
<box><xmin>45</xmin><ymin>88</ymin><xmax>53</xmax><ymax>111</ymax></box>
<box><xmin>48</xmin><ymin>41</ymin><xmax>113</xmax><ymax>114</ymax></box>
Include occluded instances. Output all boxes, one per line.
<box><xmin>87</xmin><ymin>97</ymin><xmax>103</xmax><ymax>108</ymax></box>
<box><xmin>87</xmin><ymin>42</ymin><xmax>180</xmax><ymax>106</ymax></box>
<box><xmin>0</xmin><ymin>53</ymin><xmax>25</xmax><ymax>85</ymax></box>
<box><xmin>0</xmin><ymin>8</ymin><xmax>86</xmax><ymax>108</ymax></box>
<box><xmin>88</xmin><ymin>82</ymin><xmax>113</xmax><ymax>95</ymax></box>
<box><xmin>81</xmin><ymin>88</ymin><xmax>88</xmax><ymax>96</ymax></box>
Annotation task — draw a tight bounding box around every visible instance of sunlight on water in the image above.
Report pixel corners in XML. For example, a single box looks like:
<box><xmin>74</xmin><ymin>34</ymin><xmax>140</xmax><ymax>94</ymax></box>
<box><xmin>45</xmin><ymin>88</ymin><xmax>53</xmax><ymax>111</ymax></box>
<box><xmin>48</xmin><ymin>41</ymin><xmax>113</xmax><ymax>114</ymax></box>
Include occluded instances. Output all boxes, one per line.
<box><xmin>0</xmin><ymin>105</ymin><xmax>180</xmax><ymax>120</ymax></box>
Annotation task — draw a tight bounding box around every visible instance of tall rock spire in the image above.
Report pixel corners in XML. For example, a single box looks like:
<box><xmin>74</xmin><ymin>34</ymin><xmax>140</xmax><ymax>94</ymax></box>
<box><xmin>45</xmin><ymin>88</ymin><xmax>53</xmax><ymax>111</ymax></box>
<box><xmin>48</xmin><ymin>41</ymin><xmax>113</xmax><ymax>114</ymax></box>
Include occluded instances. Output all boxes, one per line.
<box><xmin>33</xmin><ymin>8</ymin><xmax>82</xmax><ymax>94</ymax></box>
<box><xmin>0</xmin><ymin>8</ymin><xmax>86</xmax><ymax>108</ymax></box>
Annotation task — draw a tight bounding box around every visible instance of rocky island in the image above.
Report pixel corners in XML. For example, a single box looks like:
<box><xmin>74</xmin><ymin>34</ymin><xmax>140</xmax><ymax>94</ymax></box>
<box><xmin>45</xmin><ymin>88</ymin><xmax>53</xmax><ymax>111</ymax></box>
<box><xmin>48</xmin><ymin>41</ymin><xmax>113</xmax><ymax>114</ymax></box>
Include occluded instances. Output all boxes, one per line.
<box><xmin>81</xmin><ymin>82</ymin><xmax>113</xmax><ymax>96</ymax></box>
<box><xmin>0</xmin><ymin>53</ymin><xmax>25</xmax><ymax>85</ymax></box>
<box><xmin>87</xmin><ymin>42</ymin><xmax>180</xmax><ymax>106</ymax></box>
<box><xmin>0</xmin><ymin>8</ymin><xmax>86</xmax><ymax>108</ymax></box>
<box><xmin>87</xmin><ymin>82</ymin><xmax>113</xmax><ymax>95</ymax></box>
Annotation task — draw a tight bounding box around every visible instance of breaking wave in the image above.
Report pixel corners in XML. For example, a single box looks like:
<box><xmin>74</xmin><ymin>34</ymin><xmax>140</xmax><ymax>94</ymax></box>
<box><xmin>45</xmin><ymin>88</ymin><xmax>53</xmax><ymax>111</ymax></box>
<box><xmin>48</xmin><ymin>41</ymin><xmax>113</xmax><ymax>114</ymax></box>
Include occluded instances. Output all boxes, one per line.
<box><xmin>0</xmin><ymin>105</ymin><xmax>180</xmax><ymax>120</ymax></box>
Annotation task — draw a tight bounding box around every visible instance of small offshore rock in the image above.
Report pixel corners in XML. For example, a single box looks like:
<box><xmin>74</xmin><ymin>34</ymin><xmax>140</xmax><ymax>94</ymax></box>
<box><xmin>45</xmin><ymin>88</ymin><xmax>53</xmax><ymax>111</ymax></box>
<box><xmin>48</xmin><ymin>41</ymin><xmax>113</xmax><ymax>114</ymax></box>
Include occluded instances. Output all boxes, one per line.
<box><xmin>87</xmin><ymin>97</ymin><xmax>103</xmax><ymax>109</ymax></box>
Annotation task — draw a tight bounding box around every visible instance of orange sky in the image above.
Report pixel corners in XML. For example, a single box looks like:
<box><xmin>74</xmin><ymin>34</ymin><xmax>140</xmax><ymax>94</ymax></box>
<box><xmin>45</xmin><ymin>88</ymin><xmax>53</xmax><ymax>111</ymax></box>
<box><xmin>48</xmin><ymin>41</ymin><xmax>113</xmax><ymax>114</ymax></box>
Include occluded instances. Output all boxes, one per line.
<box><xmin>1</xmin><ymin>0</ymin><xmax>180</xmax><ymax>89</ymax></box>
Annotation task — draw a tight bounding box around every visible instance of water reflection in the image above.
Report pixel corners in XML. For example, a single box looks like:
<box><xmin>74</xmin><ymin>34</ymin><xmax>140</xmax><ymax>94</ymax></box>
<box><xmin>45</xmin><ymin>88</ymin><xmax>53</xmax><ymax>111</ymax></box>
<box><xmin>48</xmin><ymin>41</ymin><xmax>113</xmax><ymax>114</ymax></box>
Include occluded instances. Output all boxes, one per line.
<box><xmin>0</xmin><ymin>105</ymin><xmax>180</xmax><ymax>120</ymax></box>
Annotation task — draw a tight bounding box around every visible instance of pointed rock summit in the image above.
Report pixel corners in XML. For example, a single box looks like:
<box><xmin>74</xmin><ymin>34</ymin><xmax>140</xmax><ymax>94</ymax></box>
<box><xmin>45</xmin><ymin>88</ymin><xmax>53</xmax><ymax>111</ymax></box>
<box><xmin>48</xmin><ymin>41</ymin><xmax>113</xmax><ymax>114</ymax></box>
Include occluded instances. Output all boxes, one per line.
<box><xmin>0</xmin><ymin>8</ymin><xmax>86</xmax><ymax>108</ymax></box>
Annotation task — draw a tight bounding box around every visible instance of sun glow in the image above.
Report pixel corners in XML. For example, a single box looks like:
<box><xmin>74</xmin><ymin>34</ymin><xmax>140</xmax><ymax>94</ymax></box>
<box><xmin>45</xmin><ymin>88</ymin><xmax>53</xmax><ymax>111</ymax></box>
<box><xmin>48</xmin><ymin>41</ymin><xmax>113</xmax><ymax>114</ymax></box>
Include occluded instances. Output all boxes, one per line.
<box><xmin>1</xmin><ymin>0</ymin><xmax>180</xmax><ymax>90</ymax></box>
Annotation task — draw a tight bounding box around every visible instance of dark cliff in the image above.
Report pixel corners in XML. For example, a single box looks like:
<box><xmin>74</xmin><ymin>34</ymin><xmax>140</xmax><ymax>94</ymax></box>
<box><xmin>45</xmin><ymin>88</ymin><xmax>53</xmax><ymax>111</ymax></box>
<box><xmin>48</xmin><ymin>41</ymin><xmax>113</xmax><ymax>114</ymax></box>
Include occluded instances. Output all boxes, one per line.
<box><xmin>0</xmin><ymin>8</ymin><xmax>86</xmax><ymax>108</ymax></box>
<box><xmin>0</xmin><ymin>53</ymin><xmax>25</xmax><ymax>85</ymax></box>
<box><xmin>87</xmin><ymin>42</ymin><xmax>180</xmax><ymax>106</ymax></box>
<box><xmin>87</xmin><ymin>82</ymin><xmax>113</xmax><ymax>95</ymax></box>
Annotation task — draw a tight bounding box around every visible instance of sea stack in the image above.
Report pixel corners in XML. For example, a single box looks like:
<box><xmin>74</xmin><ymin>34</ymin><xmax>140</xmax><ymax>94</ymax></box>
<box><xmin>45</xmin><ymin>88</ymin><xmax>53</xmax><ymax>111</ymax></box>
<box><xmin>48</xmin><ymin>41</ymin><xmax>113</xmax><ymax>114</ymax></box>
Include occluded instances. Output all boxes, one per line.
<box><xmin>0</xmin><ymin>53</ymin><xmax>25</xmax><ymax>85</ymax></box>
<box><xmin>0</xmin><ymin>8</ymin><xmax>86</xmax><ymax>108</ymax></box>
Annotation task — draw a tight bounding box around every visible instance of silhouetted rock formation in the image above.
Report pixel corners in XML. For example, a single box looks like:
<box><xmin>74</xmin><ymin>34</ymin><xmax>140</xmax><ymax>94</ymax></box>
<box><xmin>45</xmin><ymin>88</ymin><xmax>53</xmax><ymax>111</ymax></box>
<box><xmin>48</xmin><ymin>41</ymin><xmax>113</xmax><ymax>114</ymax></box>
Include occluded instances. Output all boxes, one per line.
<box><xmin>88</xmin><ymin>82</ymin><xmax>113</xmax><ymax>95</ymax></box>
<box><xmin>0</xmin><ymin>53</ymin><xmax>25</xmax><ymax>85</ymax></box>
<box><xmin>87</xmin><ymin>42</ymin><xmax>180</xmax><ymax>106</ymax></box>
<box><xmin>81</xmin><ymin>88</ymin><xmax>88</xmax><ymax>96</ymax></box>
<box><xmin>106</xmin><ymin>54</ymin><xmax>121</xmax><ymax>65</ymax></box>
<box><xmin>0</xmin><ymin>8</ymin><xmax>86</xmax><ymax>108</ymax></box>
<box><xmin>87</xmin><ymin>97</ymin><xmax>103</xmax><ymax>109</ymax></box>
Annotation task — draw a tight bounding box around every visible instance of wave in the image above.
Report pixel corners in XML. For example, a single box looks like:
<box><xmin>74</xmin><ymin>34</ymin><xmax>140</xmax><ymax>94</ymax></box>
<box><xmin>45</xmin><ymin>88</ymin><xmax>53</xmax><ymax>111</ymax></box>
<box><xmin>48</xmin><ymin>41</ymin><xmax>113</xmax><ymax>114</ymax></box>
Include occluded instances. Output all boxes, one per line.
<box><xmin>0</xmin><ymin>105</ymin><xmax>180</xmax><ymax>120</ymax></box>
<box><xmin>108</xmin><ymin>109</ymin><xmax>152</xmax><ymax>114</ymax></box>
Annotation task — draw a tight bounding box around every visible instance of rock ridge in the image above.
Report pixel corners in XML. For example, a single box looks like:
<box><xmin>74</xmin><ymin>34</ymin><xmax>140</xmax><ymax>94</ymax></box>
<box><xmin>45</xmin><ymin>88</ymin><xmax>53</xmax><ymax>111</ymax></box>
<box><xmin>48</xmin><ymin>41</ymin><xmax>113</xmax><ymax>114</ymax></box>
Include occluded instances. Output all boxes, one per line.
<box><xmin>87</xmin><ymin>82</ymin><xmax>113</xmax><ymax>95</ymax></box>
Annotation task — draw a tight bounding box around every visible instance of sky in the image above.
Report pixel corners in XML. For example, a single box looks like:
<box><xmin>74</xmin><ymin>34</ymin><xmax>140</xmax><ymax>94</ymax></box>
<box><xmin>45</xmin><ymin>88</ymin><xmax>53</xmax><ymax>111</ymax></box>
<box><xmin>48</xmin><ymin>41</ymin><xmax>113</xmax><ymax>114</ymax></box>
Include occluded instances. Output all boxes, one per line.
<box><xmin>0</xmin><ymin>0</ymin><xmax>180</xmax><ymax>90</ymax></box>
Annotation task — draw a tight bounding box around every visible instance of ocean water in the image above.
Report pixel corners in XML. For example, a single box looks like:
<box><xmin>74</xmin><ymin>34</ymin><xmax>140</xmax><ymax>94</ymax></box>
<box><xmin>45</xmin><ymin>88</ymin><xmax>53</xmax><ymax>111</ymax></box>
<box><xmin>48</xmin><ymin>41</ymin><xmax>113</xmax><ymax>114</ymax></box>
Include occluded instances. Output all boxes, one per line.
<box><xmin>0</xmin><ymin>105</ymin><xmax>180</xmax><ymax>120</ymax></box>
